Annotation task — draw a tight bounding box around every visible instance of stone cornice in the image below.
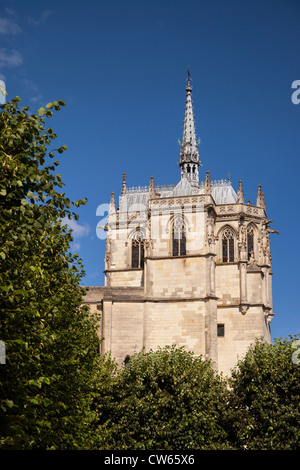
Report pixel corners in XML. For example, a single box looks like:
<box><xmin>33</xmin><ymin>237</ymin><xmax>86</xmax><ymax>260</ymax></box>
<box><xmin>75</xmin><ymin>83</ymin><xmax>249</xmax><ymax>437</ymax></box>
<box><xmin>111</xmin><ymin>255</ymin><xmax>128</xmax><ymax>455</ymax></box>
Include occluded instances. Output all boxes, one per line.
<box><xmin>149</xmin><ymin>194</ymin><xmax>211</xmax><ymax>207</ymax></box>
<box><xmin>101</xmin><ymin>295</ymin><xmax>219</xmax><ymax>303</ymax></box>
<box><xmin>104</xmin><ymin>267</ymin><xmax>143</xmax><ymax>273</ymax></box>
<box><xmin>145</xmin><ymin>252</ymin><xmax>216</xmax><ymax>261</ymax></box>
<box><xmin>217</xmin><ymin>302</ymin><xmax>272</xmax><ymax>309</ymax></box>
<box><xmin>215</xmin><ymin>203</ymin><xmax>265</xmax><ymax>218</ymax></box>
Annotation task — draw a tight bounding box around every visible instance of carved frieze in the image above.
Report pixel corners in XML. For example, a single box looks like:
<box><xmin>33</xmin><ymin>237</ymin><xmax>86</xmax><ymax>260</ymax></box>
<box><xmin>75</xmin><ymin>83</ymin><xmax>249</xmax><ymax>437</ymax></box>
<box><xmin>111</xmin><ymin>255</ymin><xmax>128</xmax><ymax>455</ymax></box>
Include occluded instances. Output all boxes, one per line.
<box><xmin>216</xmin><ymin>204</ymin><xmax>263</xmax><ymax>218</ymax></box>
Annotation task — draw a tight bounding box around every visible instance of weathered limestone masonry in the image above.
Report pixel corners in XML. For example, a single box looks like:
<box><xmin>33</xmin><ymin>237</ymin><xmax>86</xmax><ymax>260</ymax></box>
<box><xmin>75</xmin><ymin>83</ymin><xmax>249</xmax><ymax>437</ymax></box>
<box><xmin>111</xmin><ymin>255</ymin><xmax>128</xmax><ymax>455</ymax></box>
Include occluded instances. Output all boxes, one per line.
<box><xmin>83</xmin><ymin>71</ymin><xmax>278</xmax><ymax>376</ymax></box>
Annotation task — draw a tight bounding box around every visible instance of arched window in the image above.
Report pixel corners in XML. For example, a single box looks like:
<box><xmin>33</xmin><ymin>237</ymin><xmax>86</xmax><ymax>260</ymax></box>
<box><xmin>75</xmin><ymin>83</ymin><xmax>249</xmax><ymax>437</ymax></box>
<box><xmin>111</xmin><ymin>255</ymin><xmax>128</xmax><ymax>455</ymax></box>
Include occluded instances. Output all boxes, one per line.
<box><xmin>222</xmin><ymin>228</ymin><xmax>235</xmax><ymax>262</ymax></box>
<box><xmin>247</xmin><ymin>225</ymin><xmax>254</xmax><ymax>260</ymax></box>
<box><xmin>172</xmin><ymin>216</ymin><xmax>186</xmax><ymax>256</ymax></box>
<box><xmin>131</xmin><ymin>230</ymin><xmax>144</xmax><ymax>268</ymax></box>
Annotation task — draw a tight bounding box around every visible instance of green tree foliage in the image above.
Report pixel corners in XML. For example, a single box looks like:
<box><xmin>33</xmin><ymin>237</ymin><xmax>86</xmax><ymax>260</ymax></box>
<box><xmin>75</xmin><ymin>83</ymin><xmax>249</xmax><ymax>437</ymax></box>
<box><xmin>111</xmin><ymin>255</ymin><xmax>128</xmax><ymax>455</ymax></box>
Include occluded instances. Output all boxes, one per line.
<box><xmin>227</xmin><ymin>336</ymin><xmax>300</xmax><ymax>450</ymax></box>
<box><xmin>93</xmin><ymin>346</ymin><xmax>231</xmax><ymax>450</ymax></box>
<box><xmin>0</xmin><ymin>97</ymin><xmax>102</xmax><ymax>449</ymax></box>
<box><xmin>1</xmin><ymin>99</ymin><xmax>298</xmax><ymax>451</ymax></box>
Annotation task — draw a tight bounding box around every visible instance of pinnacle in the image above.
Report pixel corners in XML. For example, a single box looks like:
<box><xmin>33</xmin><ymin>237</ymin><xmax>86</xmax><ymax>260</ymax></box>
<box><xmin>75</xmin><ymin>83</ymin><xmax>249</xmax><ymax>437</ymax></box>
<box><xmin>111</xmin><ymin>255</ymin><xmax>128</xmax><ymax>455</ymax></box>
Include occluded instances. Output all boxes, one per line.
<box><xmin>179</xmin><ymin>71</ymin><xmax>200</xmax><ymax>186</ymax></box>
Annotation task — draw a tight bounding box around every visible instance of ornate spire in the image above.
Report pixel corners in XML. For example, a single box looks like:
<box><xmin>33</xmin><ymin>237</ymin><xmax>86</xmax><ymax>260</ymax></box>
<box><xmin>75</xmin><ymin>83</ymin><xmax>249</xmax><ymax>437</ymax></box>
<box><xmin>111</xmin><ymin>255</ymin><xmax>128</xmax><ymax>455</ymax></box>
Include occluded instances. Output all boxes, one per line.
<box><xmin>108</xmin><ymin>191</ymin><xmax>116</xmax><ymax>226</ymax></box>
<box><xmin>149</xmin><ymin>175</ymin><xmax>156</xmax><ymax>198</ymax></box>
<box><xmin>237</xmin><ymin>180</ymin><xmax>244</xmax><ymax>203</ymax></box>
<box><xmin>205</xmin><ymin>170</ymin><xmax>211</xmax><ymax>194</ymax></box>
<box><xmin>256</xmin><ymin>184</ymin><xmax>262</xmax><ymax>207</ymax></box>
<box><xmin>109</xmin><ymin>191</ymin><xmax>115</xmax><ymax>209</ymax></box>
<box><xmin>256</xmin><ymin>184</ymin><xmax>266</xmax><ymax>208</ymax></box>
<box><xmin>261</xmin><ymin>192</ymin><xmax>266</xmax><ymax>209</ymax></box>
<box><xmin>178</xmin><ymin>68</ymin><xmax>201</xmax><ymax>187</ymax></box>
<box><xmin>121</xmin><ymin>172</ymin><xmax>127</xmax><ymax>196</ymax></box>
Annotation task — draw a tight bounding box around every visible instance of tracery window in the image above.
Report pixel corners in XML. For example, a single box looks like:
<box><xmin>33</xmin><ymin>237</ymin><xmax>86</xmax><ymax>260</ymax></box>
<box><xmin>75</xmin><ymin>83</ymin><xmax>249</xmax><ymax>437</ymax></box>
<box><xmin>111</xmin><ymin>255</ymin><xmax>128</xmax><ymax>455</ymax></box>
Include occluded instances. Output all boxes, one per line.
<box><xmin>222</xmin><ymin>228</ymin><xmax>235</xmax><ymax>262</ymax></box>
<box><xmin>247</xmin><ymin>226</ymin><xmax>254</xmax><ymax>260</ymax></box>
<box><xmin>172</xmin><ymin>216</ymin><xmax>186</xmax><ymax>256</ymax></box>
<box><xmin>131</xmin><ymin>231</ymin><xmax>145</xmax><ymax>268</ymax></box>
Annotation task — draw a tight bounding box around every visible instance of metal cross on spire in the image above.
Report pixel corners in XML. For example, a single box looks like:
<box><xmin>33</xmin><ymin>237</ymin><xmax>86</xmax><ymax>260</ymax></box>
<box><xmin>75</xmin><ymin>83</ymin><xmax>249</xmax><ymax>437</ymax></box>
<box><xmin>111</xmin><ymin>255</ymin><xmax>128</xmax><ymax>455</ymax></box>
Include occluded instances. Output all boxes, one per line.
<box><xmin>186</xmin><ymin>67</ymin><xmax>192</xmax><ymax>89</ymax></box>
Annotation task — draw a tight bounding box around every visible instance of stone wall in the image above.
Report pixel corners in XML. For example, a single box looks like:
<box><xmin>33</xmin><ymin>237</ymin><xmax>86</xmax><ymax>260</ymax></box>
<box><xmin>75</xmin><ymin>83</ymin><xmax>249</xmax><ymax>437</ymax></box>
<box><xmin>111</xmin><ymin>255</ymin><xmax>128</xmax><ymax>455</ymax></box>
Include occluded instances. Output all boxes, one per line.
<box><xmin>145</xmin><ymin>257</ymin><xmax>206</xmax><ymax>299</ymax></box>
<box><xmin>83</xmin><ymin>192</ymin><xmax>274</xmax><ymax>375</ymax></box>
<box><xmin>109</xmin><ymin>268</ymin><xmax>143</xmax><ymax>287</ymax></box>
<box><xmin>144</xmin><ymin>300</ymin><xmax>206</xmax><ymax>357</ymax></box>
<box><xmin>215</xmin><ymin>263</ymin><xmax>240</xmax><ymax>305</ymax></box>
<box><xmin>217</xmin><ymin>306</ymin><xmax>265</xmax><ymax>376</ymax></box>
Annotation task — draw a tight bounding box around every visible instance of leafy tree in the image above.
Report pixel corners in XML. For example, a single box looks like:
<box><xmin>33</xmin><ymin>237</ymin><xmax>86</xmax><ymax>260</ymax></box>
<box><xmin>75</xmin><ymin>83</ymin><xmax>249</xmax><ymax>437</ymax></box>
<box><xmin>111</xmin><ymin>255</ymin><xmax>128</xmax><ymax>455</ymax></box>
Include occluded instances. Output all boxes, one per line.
<box><xmin>0</xmin><ymin>97</ymin><xmax>101</xmax><ymax>449</ymax></box>
<box><xmin>94</xmin><ymin>345</ymin><xmax>231</xmax><ymax>450</ymax></box>
<box><xmin>227</xmin><ymin>336</ymin><xmax>300</xmax><ymax>450</ymax></box>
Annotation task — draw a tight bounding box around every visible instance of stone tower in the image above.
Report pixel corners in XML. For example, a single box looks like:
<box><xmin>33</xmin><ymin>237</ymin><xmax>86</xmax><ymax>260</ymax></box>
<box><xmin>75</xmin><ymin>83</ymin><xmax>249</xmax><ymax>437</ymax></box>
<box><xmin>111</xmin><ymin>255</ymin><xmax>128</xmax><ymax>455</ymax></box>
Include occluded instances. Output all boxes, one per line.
<box><xmin>84</xmin><ymin>71</ymin><xmax>277</xmax><ymax>376</ymax></box>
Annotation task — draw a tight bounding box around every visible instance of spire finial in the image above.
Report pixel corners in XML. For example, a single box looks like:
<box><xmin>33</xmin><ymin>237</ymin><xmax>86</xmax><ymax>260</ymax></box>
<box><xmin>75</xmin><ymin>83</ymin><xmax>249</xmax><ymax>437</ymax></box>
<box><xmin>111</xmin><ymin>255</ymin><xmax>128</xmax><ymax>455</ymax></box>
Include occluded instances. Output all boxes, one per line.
<box><xmin>186</xmin><ymin>66</ymin><xmax>192</xmax><ymax>91</ymax></box>
<box><xmin>237</xmin><ymin>180</ymin><xmax>244</xmax><ymax>203</ymax></box>
<box><xmin>121</xmin><ymin>172</ymin><xmax>126</xmax><ymax>196</ymax></box>
<box><xmin>179</xmin><ymin>69</ymin><xmax>201</xmax><ymax>186</ymax></box>
<box><xmin>149</xmin><ymin>175</ymin><xmax>156</xmax><ymax>198</ymax></box>
<box><xmin>205</xmin><ymin>170</ymin><xmax>211</xmax><ymax>194</ymax></box>
<box><xmin>108</xmin><ymin>191</ymin><xmax>116</xmax><ymax>223</ymax></box>
<box><xmin>256</xmin><ymin>184</ymin><xmax>263</xmax><ymax>207</ymax></box>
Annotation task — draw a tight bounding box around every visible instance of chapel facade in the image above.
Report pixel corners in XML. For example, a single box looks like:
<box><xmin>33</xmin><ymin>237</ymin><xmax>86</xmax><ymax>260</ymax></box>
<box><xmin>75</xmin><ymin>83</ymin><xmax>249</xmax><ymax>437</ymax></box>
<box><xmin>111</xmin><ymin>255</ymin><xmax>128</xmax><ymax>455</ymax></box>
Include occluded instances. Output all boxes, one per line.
<box><xmin>84</xmin><ymin>72</ymin><xmax>277</xmax><ymax>376</ymax></box>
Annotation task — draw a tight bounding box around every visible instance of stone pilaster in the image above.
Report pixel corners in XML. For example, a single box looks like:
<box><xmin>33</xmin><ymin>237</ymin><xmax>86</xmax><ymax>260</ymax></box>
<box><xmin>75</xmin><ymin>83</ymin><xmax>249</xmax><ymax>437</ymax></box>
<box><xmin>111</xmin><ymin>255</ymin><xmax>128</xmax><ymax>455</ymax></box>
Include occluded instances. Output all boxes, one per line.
<box><xmin>102</xmin><ymin>299</ymin><xmax>113</xmax><ymax>354</ymax></box>
<box><xmin>205</xmin><ymin>298</ymin><xmax>218</xmax><ymax>369</ymax></box>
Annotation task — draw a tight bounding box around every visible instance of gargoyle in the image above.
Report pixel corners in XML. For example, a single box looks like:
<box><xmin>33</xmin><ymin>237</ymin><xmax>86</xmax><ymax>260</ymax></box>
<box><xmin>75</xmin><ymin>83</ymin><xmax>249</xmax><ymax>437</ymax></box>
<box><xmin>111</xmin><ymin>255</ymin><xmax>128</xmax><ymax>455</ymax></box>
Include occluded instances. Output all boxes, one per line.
<box><xmin>264</xmin><ymin>219</ymin><xmax>279</xmax><ymax>235</ymax></box>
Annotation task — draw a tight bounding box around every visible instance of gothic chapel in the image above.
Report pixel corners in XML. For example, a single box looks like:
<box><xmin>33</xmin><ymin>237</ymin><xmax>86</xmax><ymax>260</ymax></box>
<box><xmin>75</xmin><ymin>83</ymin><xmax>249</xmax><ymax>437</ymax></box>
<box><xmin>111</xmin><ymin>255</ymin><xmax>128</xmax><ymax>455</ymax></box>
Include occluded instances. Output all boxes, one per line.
<box><xmin>84</xmin><ymin>72</ymin><xmax>277</xmax><ymax>376</ymax></box>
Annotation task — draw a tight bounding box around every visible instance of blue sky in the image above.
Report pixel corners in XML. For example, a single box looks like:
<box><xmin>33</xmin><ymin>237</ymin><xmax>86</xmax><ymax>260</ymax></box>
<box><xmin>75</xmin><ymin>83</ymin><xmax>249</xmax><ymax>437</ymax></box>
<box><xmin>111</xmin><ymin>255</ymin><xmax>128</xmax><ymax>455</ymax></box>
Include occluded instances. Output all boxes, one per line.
<box><xmin>1</xmin><ymin>0</ymin><xmax>299</xmax><ymax>341</ymax></box>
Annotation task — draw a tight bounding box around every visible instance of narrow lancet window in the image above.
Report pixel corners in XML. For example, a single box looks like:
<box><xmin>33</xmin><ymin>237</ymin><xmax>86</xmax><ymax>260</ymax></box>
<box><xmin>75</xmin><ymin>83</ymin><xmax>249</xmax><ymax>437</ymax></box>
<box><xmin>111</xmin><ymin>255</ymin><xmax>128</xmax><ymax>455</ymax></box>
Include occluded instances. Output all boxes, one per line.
<box><xmin>131</xmin><ymin>239</ymin><xmax>144</xmax><ymax>268</ymax></box>
<box><xmin>247</xmin><ymin>226</ymin><xmax>254</xmax><ymax>260</ymax></box>
<box><xmin>172</xmin><ymin>217</ymin><xmax>186</xmax><ymax>256</ymax></box>
<box><xmin>131</xmin><ymin>241</ymin><xmax>139</xmax><ymax>268</ymax></box>
<box><xmin>222</xmin><ymin>229</ymin><xmax>234</xmax><ymax>262</ymax></box>
<box><xmin>131</xmin><ymin>231</ymin><xmax>145</xmax><ymax>268</ymax></box>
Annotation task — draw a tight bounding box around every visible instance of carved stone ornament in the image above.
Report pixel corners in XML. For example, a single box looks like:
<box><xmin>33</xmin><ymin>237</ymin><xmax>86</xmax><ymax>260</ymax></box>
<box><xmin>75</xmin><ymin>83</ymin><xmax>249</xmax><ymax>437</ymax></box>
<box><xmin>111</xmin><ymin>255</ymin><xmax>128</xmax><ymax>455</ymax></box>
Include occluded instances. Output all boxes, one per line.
<box><xmin>240</xmin><ymin>304</ymin><xmax>249</xmax><ymax>315</ymax></box>
<box><xmin>239</xmin><ymin>223</ymin><xmax>246</xmax><ymax>250</ymax></box>
<box><xmin>105</xmin><ymin>238</ymin><xmax>111</xmax><ymax>268</ymax></box>
<box><xmin>260</xmin><ymin>220</ymin><xmax>272</xmax><ymax>265</ymax></box>
<box><xmin>206</xmin><ymin>213</ymin><xmax>215</xmax><ymax>245</ymax></box>
<box><xmin>144</xmin><ymin>238</ymin><xmax>154</xmax><ymax>255</ymax></box>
